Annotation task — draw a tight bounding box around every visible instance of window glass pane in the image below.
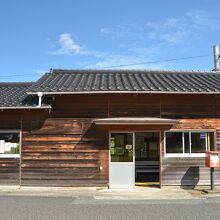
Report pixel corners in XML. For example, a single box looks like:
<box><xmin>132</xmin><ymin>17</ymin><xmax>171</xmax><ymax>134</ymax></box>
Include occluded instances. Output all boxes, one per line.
<box><xmin>135</xmin><ymin>133</ymin><xmax>147</xmax><ymax>159</ymax></box>
<box><xmin>184</xmin><ymin>133</ymin><xmax>190</xmax><ymax>153</ymax></box>
<box><xmin>111</xmin><ymin>133</ymin><xmax>133</xmax><ymax>162</ymax></box>
<box><xmin>135</xmin><ymin>132</ymin><xmax>159</xmax><ymax>160</ymax></box>
<box><xmin>207</xmin><ymin>132</ymin><xmax>215</xmax><ymax>151</ymax></box>
<box><xmin>153</xmin><ymin>132</ymin><xmax>159</xmax><ymax>138</ymax></box>
<box><xmin>166</xmin><ymin>132</ymin><xmax>183</xmax><ymax>153</ymax></box>
<box><xmin>149</xmin><ymin>142</ymin><xmax>159</xmax><ymax>158</ymax></box>
<box><xmin>191</xmin><ymin>132</ymin><xmax>206</xmax><ymax>153</ymax></box>
<box><xmin>0</xmin><ymin>133</ymin><xmax>20</xmax><ymax>155</ymax></box>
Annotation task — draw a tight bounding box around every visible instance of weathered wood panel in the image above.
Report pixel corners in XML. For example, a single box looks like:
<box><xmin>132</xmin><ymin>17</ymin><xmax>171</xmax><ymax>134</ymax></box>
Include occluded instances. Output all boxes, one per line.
<box><xmin>160</xmin><ymin>94</ymin><xmax>220</xmax><ymax>118</ymax></box>
<box><xmin>50</xmin><ymin>94</ymin><xmax>220</xmax><ymax>119</ymax></box>
<box><xmin>172</xmin><ymin>118</ymin><xmax>220</xmax><ymax>149</ymax></box>
<box><xmin>21</xmin><ymin>118</ymin><xmax>109</xmax><ymax>186</ymax></box>
<box><xmin>162</xmin><ymin>157</ymin><xmax>220</xmax><ymax>186</ymax></box>
<box><xmin>162</xmin><ymin>118</ymin><xmax>220</xmax><ymax>186</ymax></box>
<box><xmin>1</xmin><ymin>94</ymin><xmax>220</xmax><ymax>187</ymax></box>
<box><xmin>51</xmin><ymin>95</ymin><xmax>108</xmax><ymax>118</ymax></box>
<box><xmin>0</xmin><ymin>158</ymin><xmax>20</xmax><ymax>185</ymax></box>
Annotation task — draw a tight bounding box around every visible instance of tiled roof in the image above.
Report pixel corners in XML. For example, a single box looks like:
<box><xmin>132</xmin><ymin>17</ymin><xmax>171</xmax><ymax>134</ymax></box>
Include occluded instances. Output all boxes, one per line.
<box><xmin>28</xmin><ymin>69</ymin><xmax>220</xmax><ymax>94</ymax></box>
<box><xmin>0</xmin><ymin>82</ymin><xmax>33</xmax><ymax>107</ymax></box>
<box><xmin>0</xmin><ymin>82</ymin><xmax>52</xmax><ymax>108</ymax></box>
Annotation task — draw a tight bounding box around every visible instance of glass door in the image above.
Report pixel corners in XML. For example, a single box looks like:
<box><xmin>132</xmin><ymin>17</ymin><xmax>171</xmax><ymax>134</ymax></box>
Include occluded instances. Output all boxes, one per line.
<box><xmin>109</xmin><ymin>133</ymin><xmax>134</xmax><ymax>188</ymax></box>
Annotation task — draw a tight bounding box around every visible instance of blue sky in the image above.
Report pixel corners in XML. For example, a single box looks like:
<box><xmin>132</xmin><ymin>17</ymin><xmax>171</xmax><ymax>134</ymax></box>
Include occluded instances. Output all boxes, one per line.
<box><xmin>0</xmin><ymin>0</ymin><xmax>220</xmax><ymax>82</ymax></box>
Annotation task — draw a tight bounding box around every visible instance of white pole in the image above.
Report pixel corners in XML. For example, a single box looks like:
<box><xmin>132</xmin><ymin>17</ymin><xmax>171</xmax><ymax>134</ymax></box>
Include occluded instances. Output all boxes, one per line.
<box><xmin>213</xmin><ymin>45</ymin><xmax>220</xmax><ymax>71</ymax></box>
<box><xmin>37</xmin><ymin>92</ymin><xmax>43</xmax><ymax>107</ymax></box>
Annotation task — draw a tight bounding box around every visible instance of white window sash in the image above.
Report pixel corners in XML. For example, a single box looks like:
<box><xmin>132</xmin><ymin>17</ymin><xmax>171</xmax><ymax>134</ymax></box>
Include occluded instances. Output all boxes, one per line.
<box><xmin>0</xmin><ymin>131</ymin><xmax>20</xmax><ymax>158</ymax></box>
<box><xmin>165</xmin><ymin>130</ymin><xmax>213</xmax><ymax>157</ymax></box>
<box><xmin>0</xmin><ymin>154</ymin><xmax>20</xmax><ymax>158</ymax></box>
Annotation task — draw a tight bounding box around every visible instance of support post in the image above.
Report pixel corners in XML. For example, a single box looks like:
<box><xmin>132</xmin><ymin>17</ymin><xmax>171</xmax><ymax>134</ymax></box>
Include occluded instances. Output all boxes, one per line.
<box><xmin>210</xmin><ymin>167</ymin><xmax>215</xmax><ymax>190</ymax></box>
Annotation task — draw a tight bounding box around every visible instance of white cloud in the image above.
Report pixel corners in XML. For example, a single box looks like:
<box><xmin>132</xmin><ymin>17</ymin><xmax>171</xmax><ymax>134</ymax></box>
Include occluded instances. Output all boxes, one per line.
<box><xmin>187</xmin><ymin>9</ymin><xmax>218</xmax><ymax>30</ymax></box>
<box><xmin>100</xmin><ymin>9</ymin><xmax>218</xmax><ymax>46</ymax></box>
<box><xmin>100</xmin><ymin>23</ymin><xmax>146</xmax><ymax>41</ymax></box>
<box><xmin>54</xmin><ymin>33</ymin><xmax>84</xmax><ymax>55</ymax></box>
<box><xmin>48</xmin><ymin>9</ymin><xmax>218</xmax><ymax>71</ymax></box>
<box><xmin>146</xmin><ymin>17</ymin><xmax>191</xmax><ymax>44</ymax></box>
<box><xmin>100</xmin><ymin>28</ymin><xmax>111</xmax><ymax>35</ymax></box>
<box><xmin>146</xmin><ymin>9</ymin><xmax>218</xmax><ymax>45</ymax></box>
<box><xmin>85</xmin><ymin>53</ymin><xmax>170</xmax><ymax>70</ymax></box>
<box><xmin>34</xmin><ymin>69</ymin><xmax>47</xmax><ymax>74</ymax></box>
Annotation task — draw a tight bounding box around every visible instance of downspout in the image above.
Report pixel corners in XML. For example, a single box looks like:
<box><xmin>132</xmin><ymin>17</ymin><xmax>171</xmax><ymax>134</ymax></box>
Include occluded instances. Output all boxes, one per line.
<box><xmin>37</xmin><ymin>92</ymin><xmax>43</xmax><ymax>107</ymax></box>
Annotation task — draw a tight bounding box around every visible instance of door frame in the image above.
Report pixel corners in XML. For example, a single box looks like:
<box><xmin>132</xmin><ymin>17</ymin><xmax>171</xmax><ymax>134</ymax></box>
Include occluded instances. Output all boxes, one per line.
<box><xmin>108</xmin><ymin>130</ymin><xmax>162</xmax><ymax>188</ymax></box>
<box><xmin>109</xmin><ymin>131</ymin><xmax>135</xmax><ymax>188</ymax></box>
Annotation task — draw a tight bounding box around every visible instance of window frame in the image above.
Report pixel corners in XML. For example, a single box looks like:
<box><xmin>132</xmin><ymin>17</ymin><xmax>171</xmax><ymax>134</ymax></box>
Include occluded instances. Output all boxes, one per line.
<box><xmin>0</xmin><ymin>130</ymin><xmax>21</xmax><ymax>158</ymax></box>
<box><xmin>110</xmin><ymin>132</ymin><xmax>134</xmax><ymax>162</ymax></box>
<box><xmin>164</xmin><ymin>129</ymin><xmax>217</xmax><ymax>157</ymax></box>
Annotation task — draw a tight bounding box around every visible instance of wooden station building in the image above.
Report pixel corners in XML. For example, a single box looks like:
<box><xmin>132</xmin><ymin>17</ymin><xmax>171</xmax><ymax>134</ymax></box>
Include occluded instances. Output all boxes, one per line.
<box><xmin>1</xmin><ymin>69</ymin><xmax>220</xmax><ymax>188</ymax></box>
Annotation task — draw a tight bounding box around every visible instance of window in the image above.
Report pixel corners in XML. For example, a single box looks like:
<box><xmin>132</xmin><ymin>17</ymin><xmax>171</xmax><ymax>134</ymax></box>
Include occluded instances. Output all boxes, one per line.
<box><xmin>135</xmin><ymin>132</ymin><xmax>159</xmax><ymax>160</ymax></box>
<box><xmin>110</xmin><ymin>133</ymin><xmax>133</xmax><ymax>162</ymax></box>
<box><xmin>0</xmin><ymin>132</ymin><xmax>20</xmax><ymax>158</ymax></box>
<box><xmin>191</xmin><ymin>132</ymin><xmax>206</xmax><ymax>153</ymax></box>
<box><xmin>165</xmin><ymin>131</ymin><xmax>215</xmax><ymax>157</ymax></box>
<box><xmin>166</xmin><ymin>132</ymin><xmax>182</xmax><ymax>154</ymax></box>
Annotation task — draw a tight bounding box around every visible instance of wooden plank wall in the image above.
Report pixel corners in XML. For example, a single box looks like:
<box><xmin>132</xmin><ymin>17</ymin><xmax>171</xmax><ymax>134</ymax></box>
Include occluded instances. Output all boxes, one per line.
<box><xmin>51</xmin><ymin>94</ymin><xmax>220</xmax><ymax>186</ymax></box>
<box><xmin>162</xmin><ymin>157</ymin><xmax>215</xmax><ymax>186</ymax></box>
<box><xmin>0</xmin><ymin>109</ymin><xmax>50</xmax><ymax>185</ymax></box>
<box><xmin>0</xmin><ymin>158</ymin><xmax>20</xmax><ymax>185</ymax></box>
<box><xmin>1</xmin><ymin>94</ymin><xmax>220</xmax><ymax>186</ymax></box>
<box><xmin>21</xmin><ymin>118</ymin><xmax>109</xmax><ymax>186</ymax></box>
<box><xmin>51</xmin><ymin>94</ymin><xmax>161</xmax><ymax>118</ymax></box>
<box><xmin>162</xmin><ymin>119</ymin><xmax>220</xmax><ymax>186</ymax></box>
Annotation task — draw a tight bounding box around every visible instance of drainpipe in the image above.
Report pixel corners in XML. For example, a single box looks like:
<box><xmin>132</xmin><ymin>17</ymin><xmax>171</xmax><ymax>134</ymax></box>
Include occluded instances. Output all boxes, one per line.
<box><xmin>37</xmin><ymin>92</ymin><xmax>43</xmax><ymax>107</ymax></box>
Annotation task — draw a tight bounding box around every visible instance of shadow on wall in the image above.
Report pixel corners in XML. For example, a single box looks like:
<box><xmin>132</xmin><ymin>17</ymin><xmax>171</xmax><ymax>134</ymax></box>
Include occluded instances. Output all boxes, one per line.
<box><xmin>181</xmin><ymin>166</ymin><xmax>200</xmax><ymax>189</ymax></box>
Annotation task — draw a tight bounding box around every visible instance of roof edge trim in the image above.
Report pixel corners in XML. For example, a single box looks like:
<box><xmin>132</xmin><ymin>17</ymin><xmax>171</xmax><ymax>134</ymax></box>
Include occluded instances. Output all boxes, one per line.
<box><xmin>93</xmin><ymin>117</ymin><xmax>179</xmax><ymax>125</ymax></box>
<box><xmin>27</xmin><ymin>91</ymin><xmax>220</xmax><ymax>95</ymax></box>
<box><xmin>0</xmin><ymin>106</ymin><xmax>52</xmax><ymax>110</ymax></box>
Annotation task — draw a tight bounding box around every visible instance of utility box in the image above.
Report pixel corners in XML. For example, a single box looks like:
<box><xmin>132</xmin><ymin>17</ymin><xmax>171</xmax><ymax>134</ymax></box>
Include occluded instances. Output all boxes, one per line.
<box><xmin>205</xmin><ymin>151</ymin><xmax>220</xmax><ymax>168</ymax></box>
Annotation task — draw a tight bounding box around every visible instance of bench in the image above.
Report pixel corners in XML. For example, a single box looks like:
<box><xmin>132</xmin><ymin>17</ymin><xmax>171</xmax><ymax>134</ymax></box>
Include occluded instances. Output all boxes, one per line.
<box><xmin>135</xmin><ymin>161</ymin><xmax>159</xmax><ymax>178</ymax></box>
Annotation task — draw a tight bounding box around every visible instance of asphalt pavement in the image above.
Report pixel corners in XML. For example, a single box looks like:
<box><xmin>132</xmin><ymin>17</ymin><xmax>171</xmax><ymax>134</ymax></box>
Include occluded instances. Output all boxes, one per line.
<box><xmin>0</xmin><ymin>194</ymin><xmax>220</xmax><ymax>220</ymax></box>
<box><xmin>0</xmin><ymin>186</ymin><xmax>220</xmax><ymax>220</ymax></box>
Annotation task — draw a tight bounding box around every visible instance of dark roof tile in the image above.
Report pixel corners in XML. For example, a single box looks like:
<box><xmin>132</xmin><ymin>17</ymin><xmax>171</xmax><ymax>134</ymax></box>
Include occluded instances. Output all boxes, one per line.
<box><xmin>0</xmin><ymin>82</ymin><xmax>33</xmax><ymax>107</ymax></box>
<box><xmin>28</xmin><ymin>69</ymin><xmax>220</xmax><ymax>94</ymax></box>
<box><xmin>0</xmin><ymin>82</ymin><xmax>52</xmax><ymax>108</ymax></box>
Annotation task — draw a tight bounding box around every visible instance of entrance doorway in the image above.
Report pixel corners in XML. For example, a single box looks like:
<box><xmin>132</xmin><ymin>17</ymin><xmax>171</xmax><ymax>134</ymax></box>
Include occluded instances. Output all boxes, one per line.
<box><xmin>135</xmin><ymin>132</ymin><xmax>160</xmax><ymax>186</ymax></box>
<box><xmin>109</xmin><ymin>132</ymin><xmax>160</xmax><ymax>189</ymax></box>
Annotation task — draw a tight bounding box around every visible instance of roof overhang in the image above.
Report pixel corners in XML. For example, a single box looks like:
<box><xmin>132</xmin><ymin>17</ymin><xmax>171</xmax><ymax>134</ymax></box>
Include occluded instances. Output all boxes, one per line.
<box><xmin>27</xmin><ymin>91</ymin><xmax>220</xmax><ymax>95</ymax></box>
<box><xmin>0</xmin><ymin>106</ymin><xmax>52</xmax><ymax>110</ymax></box>
<box><xmin>93</xmin><ymin>117</ymin><xmax>178</xmax><ymax>125</ymax></box>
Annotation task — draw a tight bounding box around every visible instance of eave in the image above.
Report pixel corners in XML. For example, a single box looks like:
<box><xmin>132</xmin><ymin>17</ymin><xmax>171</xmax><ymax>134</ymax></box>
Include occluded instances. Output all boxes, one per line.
<box><xmin>27</xmin><ymin>91</ymin><xmax>220</xmax><ymax>95</ymax></box>
<box><xmin>0</xmin><ymin>106</ymin><xmax>52</xmax><ymax>110</ymax></box>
